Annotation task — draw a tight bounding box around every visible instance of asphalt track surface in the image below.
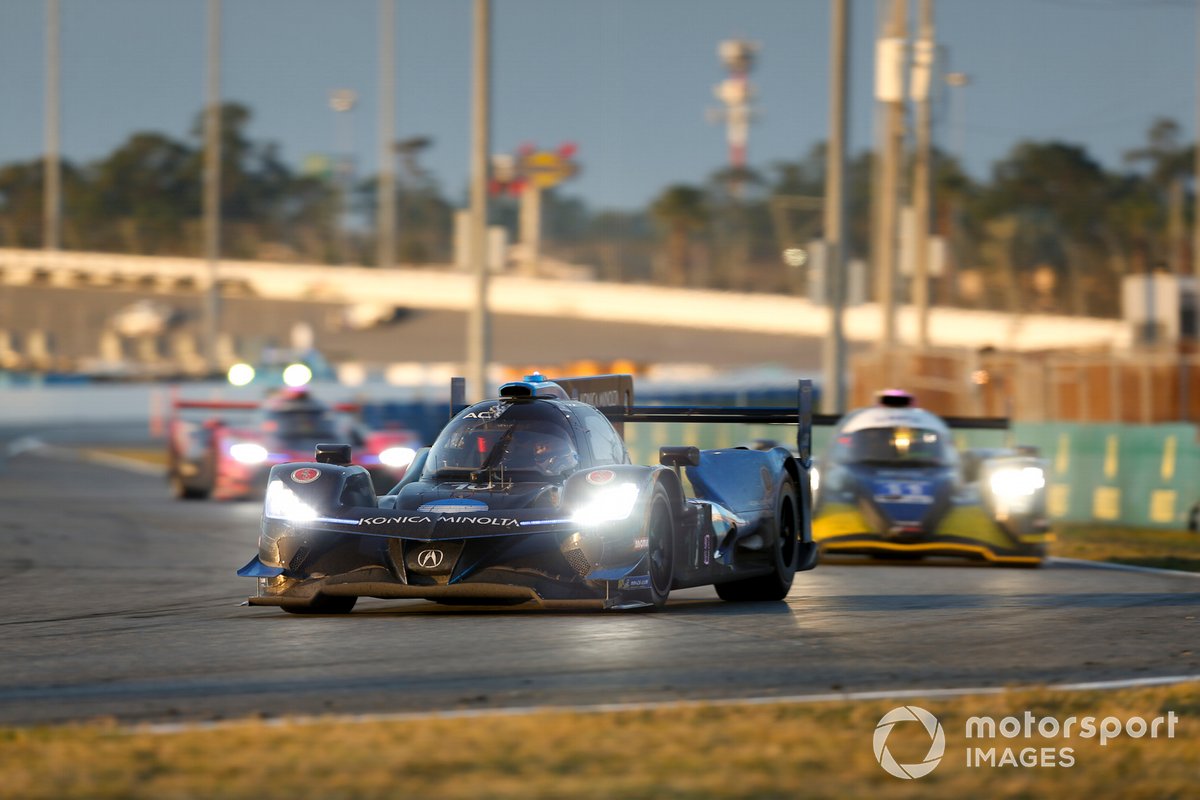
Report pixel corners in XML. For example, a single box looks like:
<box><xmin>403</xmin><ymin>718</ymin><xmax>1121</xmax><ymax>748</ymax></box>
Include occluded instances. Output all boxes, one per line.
<box><xmin>1</xmin><ymin>445</ymin><xmax>1198</xmax><ymax>727</ymax></box>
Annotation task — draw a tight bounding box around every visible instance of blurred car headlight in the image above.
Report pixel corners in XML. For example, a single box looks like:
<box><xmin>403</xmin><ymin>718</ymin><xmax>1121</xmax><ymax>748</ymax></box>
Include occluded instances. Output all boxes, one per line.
<box><xmin>572</xmin><ymin>483</ymin><xmax>640</xmax><ymax>526</ymax></box>
<box><xmin>989</xmin><ymin>466</ymin><xmax>1045</xmax><ymax>498</ymax></box>
<box><xmin>282</xmin><ymin>363</ymin><xmax>313</xmax><ymax>387</ymax></box>
<box><xmin>264</xmin><ymin>479</ymin><xmax>317</xmax><ymax>521</ymax></box>
<box><xmin>227</xmin><ymin>362</ymin><xmax>255</xmax><ymax>386</ymax></box>
<box><xmin>230</xmin><ymin>442</ymin><xmax>269</xmax><ymax>464</ymax></box>
<box><xmin>379</xmin><ymin>446</ymin><xmax>417</xmax><ymax>468</ymax></box>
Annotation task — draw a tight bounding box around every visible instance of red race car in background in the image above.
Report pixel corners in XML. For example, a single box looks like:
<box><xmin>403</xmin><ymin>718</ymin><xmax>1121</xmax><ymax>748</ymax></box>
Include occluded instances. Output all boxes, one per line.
<box><xmin>167</xmin><ymin>388</ymin><xmax>421</xmax><ymax>500</ymax></box>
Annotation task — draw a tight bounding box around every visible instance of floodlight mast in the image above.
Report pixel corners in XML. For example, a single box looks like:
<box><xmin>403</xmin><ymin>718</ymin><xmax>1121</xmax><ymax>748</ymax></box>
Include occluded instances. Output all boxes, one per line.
<box><xmin>713</xmin><ymin>38</ymin><xmax>758</xmax><ymax>199</ymax></box>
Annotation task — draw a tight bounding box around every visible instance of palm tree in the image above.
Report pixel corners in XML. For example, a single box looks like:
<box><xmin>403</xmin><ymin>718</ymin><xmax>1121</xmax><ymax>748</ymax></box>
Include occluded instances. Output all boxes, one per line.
<box><xmin>1125</xmin><ymin>117</ymin><xmax>1194</xmax><ymax>273</ymax></box>
<box><xmin>650</xmin><ymin>184</ymin><xmax>708</xmax><ymax>286</ymax></box>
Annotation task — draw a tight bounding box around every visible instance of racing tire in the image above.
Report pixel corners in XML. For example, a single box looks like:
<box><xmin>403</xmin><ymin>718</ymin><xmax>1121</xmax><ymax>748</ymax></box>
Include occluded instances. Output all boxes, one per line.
<box><xmin>644</xmin><ymin>484</ymin><xmax>675</xmax><ymax>610</ymax></box>
<box><xmin>282</xmin><ymin>594</ymin><xmax>357</xmax><ymax>615</ymax></box>
<box><xmin>716</xmin><ymin>476</ymin><xmax>799</xmax><ymax>602</ymax></box>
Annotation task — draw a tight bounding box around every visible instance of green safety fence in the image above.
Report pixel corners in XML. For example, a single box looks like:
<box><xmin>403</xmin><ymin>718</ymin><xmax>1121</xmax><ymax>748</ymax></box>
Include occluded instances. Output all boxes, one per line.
<box><xmin>1014</xmin><ymin>422</ymin><xmax>1198</xmax><ymax>530</ymax></box>
<box><xmin>622</xmin><ymin>417</ymin><xmax>1196</xmax><ymax>530</ymax></box>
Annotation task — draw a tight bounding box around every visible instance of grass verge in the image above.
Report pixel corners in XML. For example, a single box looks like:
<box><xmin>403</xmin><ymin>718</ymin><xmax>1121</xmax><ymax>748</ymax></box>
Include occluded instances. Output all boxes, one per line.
<box><xmin>1052</xmin><ymin>523</ymin><xmax>1200</xmax><ymax>573</ymax></box>
<box><xmin>0</xmin><ymin>685</ymin><xmax>1195</xmax><ymax>799</ymax></box>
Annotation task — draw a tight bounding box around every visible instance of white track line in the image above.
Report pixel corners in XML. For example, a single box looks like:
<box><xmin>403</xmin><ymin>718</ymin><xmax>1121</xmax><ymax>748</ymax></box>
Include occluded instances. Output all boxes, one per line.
<box><xmin>1048</xmin><ymin>556</ymin><xmax>1200</xmax><ymax>580</ymax></box>
<box><xmin>136</xmin><ymin>673</ymin><xmax>1200</xmax><ymax>736</ymax></box>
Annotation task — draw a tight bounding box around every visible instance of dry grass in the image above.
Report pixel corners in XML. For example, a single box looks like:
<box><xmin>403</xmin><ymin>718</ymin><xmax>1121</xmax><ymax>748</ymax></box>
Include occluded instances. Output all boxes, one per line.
<box><xmin>1052</xmin><ymin>523</ymin><xmax>1200</xmax><ymax>573</ymax></box>
<box><xmin>1</xmin><ymin>685</ymin><xmax>1196</xmax><ymax>799</ymax></box>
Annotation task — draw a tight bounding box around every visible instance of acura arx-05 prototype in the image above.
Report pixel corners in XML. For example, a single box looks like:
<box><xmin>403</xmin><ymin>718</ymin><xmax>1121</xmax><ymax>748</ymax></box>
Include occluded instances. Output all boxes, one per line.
<box><xmin>238</xmin><ymin>374</ymin><xmax>818</xmax><ymax>611</ymax></box>
<box><xmin>811</xmin><ymin>390</ymin><xmax>1051</xmax><ymax>566</ymax></box>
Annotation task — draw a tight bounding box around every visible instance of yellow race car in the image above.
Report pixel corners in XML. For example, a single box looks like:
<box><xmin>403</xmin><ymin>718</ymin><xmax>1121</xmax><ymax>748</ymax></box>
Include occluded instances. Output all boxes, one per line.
<box><xmin>812</xmin><ymin>391</ymin><xmax>1051</xmax><ymax>566</ymax></box>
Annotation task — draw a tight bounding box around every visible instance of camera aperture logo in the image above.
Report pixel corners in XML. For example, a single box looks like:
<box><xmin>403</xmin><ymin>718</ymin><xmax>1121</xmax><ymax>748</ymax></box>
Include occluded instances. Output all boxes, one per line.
<box><xmin>874</xmin><ymin>705</ymin><xmax>946</xmax><ymax>779</ymax></box>
<box><xmin>874</xmin><ymin>705</ymin><xmax>1181</xmax><ymax>778</ymax></box>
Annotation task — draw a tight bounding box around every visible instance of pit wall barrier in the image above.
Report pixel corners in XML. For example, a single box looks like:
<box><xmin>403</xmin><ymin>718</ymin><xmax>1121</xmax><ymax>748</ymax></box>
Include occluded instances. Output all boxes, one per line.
<box><xmin>1012</xmin><ymin>422</ymin><xmax>1198</xmax><ymax>530</ymax></box>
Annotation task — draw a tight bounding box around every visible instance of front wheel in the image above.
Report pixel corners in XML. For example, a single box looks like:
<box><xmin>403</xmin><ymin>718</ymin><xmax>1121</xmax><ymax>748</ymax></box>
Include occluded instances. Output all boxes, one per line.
<box><xmin>644</xmin><ymin>484</ymin><xmax>675</xmax><ymax>609</ymax></box>
<box><xmin>716</xmin><ymin>475</ymin><xmax>799</xmax><ymax>602</ymax></box>
<box><xmin>170</xmin><ymin>471</ymin><xmax>209</xmax><ymax>500</ymax></box>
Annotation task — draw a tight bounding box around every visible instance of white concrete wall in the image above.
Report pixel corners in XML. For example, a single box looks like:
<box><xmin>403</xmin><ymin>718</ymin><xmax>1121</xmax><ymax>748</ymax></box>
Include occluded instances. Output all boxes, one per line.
<box><xmin>0</xmin><ymin>247</ymin><xmax>1129</xmax><ymax>351</ymax></box>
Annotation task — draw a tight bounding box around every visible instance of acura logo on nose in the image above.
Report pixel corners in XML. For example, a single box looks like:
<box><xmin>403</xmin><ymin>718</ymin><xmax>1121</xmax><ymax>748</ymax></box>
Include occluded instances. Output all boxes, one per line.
<box><xmin>417</xmin><ymin>549</ymin><xmax>445</xmax><ymax>569</ymax></box>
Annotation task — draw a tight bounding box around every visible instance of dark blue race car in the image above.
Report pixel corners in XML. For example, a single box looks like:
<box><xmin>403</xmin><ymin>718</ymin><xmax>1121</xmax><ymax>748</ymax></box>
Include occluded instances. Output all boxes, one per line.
<box><xmin>238</xmin><ymin>374</ymin><xmax>818</xmax><ymax>611</ymax></box>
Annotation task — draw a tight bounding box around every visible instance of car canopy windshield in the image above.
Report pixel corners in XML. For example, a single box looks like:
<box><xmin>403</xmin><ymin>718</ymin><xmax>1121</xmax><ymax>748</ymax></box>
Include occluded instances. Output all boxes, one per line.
<box><xmin>838</xmin><ymin>426</ymin><xmax>950</xmax><ymax>466</ymax></box>
<box><xmin>264</xmin><ymin>409</ymin><xmax>339</xmax><ymax>441</ymax></box>
<box><xmin>424</xmin><ymin>401</ymin><xmax>580</xmax><ymax>480</ymax></box>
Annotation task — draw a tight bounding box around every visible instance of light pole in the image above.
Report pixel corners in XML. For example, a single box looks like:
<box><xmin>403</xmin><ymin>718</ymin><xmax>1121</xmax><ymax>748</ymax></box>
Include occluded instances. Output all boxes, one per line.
<box><xmin>945</xmin><ymin>71</ymin><xmax>969</xmax><ymax>166</ymax></box>
<box><xmin>377</xmin><ymin>0</ymin><xmax>396</xmax><ymax>269</ymax></box>
<box><xmin>330</xmin><ymin>88</ymin><xmax>358</xmax><ymax>264</ymax></box>
<box><xmin>822</xmin><ymin>0</ymin><xmax>850</xmax><ymax>414</ymax></box>
<box><xmin>1193</xmin><ymin>4</ymin><xmax>1200</xmax><ymax>293</ymax></box>
<box><xmin>43</xmin><ymin>0</ymin><xmax>61</xmax><ymax>252</ymax></box>
<box><xmin>912</xmin><ymin>0</ymin><xmax>935</xmax><ymax>347</ymax></box>
<box><xmin>203</xmin><ymin>0</ymin><xmax>222</xmax><ymax>373</ymax></box>
<box><xmin>467</xmin><ymin>0</ymin><xmax>492</xmax><ymax>401</ymax></box>
<box><xmin>873</xmin><ymin>0</ymin><xmax>907</xmax><ymax>349</ymax></box>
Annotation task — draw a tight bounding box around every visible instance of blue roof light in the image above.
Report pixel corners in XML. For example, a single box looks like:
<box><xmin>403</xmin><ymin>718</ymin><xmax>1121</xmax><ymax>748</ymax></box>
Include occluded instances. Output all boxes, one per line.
<box><xmin>500</xmin><ymin>374</ymin><xmax>569</xmax><ymax>400</ymax></box>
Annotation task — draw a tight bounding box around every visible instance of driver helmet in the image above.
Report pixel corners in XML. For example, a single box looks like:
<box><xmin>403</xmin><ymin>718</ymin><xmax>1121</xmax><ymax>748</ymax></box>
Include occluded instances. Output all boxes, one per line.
<box><xmin>527</xmin><ymin>434</ymin><xmax>578</xmax><ymax>475</ymax></box>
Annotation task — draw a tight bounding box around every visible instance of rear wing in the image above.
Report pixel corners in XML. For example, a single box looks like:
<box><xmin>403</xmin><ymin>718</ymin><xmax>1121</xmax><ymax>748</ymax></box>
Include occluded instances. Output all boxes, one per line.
<box><xmin>171</xmin><ymin>397</ymin><xmax>361</xmax><ymax>414</ymax></box>
<box><xmin>172</xmin><ymin>399</ymin><xmax>260</xmax><ymax>412</ymax></box>
<box><xmin>601</xmin><ymin>379</ymin><xmax>815</xmax><ymax>467</ymax></box>
<box><xmin>934</xmin><ymin>416</ymin><xmax>1009</xmax><ymax>430</ymax></box>
<box><xmin>555</xmin><ymin>374</ymin><xmax>635</xmax><ymax>409</ymax></box>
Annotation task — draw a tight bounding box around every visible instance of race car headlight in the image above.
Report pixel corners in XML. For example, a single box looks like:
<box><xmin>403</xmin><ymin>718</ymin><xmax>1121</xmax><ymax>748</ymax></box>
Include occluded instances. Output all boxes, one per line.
<box><xmin>230</xmin><ymin>442</ymin><xmax>269</xmax><ymax>464</ymax></box>
<box><xmin>379</xmin><ymin>446</ymin><xmax>417</xmax><ymax>468</ymax></box>
<box><xmin>572</xmin><ymin>483</ymin><xmax>640</xmax><ymax>526</ymax></box>
<box><xmin>227</xmin><ymin>362</ymin><xmax>255</xmax><ymax>386</ymax></box>
<box><xmin>282</xmin><ymin>362</ymin><xmax>313</xmax><ymax>387</ymax></box>
<box><xmin>989</xmin><ymin>466</ymin><xmax>1045</xmax><ymax>498</ymax></box>
<box><xmin>264</xmin><ymin>479</ymin><xmax>317</xmax><ymax>522</ymax></box>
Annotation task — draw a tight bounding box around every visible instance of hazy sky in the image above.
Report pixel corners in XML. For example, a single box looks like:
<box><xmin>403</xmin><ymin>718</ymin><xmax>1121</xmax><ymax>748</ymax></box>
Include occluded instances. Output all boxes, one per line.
<box><xmin>0</xmin><ymin>0</ymin><xmax>1194</xmax><ymax>210</ymax></box>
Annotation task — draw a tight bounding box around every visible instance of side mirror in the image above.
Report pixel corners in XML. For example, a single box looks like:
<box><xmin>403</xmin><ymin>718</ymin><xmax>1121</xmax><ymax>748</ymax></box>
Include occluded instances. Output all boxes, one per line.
<box><xmin>660</xmin><ymin>446</ymin><xmax>700</xmax><ymax>468</ymax></box>
<box><xmin>316</xmin><ymin>443</ymin><xmax>352</xmax><ymax>466</ymax></box>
